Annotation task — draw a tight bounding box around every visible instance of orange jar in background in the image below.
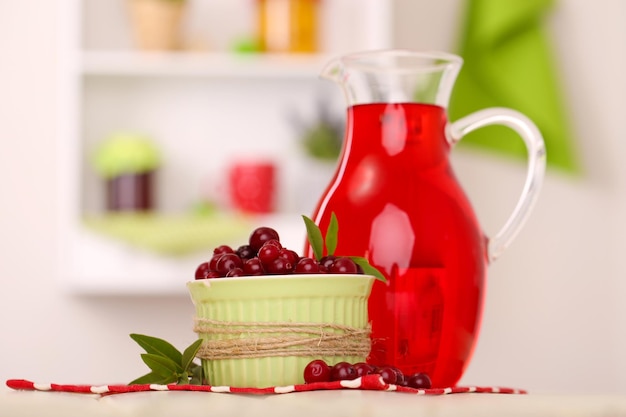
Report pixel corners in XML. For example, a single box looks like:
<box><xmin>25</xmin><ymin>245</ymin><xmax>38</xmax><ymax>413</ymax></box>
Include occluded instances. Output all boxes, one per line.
<box><xmin>257</xmin><ymin>0</ymin><xmax>319</xmax><ymax>53</ymax></box>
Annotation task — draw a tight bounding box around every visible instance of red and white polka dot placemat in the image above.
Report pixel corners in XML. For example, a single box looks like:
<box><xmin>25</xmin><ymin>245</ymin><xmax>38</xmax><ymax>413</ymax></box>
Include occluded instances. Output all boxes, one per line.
<box><xmin>6</xmin><ymin>375</ymin><xmax>526</xmax><ymax>396</ymax></box>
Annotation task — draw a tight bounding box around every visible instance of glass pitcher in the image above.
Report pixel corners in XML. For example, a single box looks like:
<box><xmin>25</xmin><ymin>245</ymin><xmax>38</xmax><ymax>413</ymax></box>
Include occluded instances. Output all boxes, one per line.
<box><xmin>307</xmin><ymin>50</ymin><xmax>546</xmax><ymax>387</ymax></box>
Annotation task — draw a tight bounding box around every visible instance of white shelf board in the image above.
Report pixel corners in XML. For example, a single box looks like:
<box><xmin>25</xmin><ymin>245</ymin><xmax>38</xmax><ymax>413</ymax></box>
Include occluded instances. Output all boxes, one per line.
<box><xmin>81</xmin><ymin>50</ymin><xmax>334</xmax><ymax>78</ymax></box>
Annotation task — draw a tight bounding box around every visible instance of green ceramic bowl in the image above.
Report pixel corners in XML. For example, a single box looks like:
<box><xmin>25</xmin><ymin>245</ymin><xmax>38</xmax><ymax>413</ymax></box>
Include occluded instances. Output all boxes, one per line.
<box><xmin>187</xmin><ymin>274</ymin><xmax>375</xmax><ymax>388</ymax></box>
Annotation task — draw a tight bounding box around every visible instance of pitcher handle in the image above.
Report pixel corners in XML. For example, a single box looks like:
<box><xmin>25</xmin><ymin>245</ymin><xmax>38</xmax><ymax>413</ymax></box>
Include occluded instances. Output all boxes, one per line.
<box><xmin>448</xmin><ymin>108</ymin><xmax>547</xmax><ymax>263</ymax></box>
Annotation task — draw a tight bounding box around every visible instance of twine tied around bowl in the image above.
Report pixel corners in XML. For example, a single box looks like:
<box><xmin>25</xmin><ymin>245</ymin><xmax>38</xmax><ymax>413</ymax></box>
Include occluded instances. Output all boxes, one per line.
<box><xmin>193</xmin><ymin>317</ymin><xmax>371</xmax><ymax>360</ymax></box>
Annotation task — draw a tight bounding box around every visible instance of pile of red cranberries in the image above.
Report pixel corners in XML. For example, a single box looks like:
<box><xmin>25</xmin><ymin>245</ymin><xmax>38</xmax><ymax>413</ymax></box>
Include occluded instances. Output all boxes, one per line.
<box><xmin>303</xmin><ymin>359</ymin><xmax>432</xmax><ymax>389</ymax></box>
<box><xmin>195</xmin><ymin>226</ymin><xmax>363</xmax><ymax>279</ymax></box>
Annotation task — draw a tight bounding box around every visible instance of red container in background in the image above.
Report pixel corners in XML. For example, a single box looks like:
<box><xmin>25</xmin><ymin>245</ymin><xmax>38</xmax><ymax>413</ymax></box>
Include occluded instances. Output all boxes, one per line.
<box><xmin>228</xmin><ymin>161</ymin><xmax>276</xmax><ymax>214</ymax></box>
<box><xmin>106</xmin><ymin>171</ymin><xmax>154</xmax><ymax>212</ymax></box>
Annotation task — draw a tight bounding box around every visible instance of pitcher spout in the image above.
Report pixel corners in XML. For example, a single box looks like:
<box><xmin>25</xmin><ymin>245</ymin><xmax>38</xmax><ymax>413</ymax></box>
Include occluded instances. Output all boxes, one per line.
<box><xmin>319</xmin><ymin>56</ymin><xmax>343</xmax><ymax>84</ymax></box>
<box><xmin>318</xmin><ymin>50</ymin><xmax>463</xmax><ymax>108</ymax></box>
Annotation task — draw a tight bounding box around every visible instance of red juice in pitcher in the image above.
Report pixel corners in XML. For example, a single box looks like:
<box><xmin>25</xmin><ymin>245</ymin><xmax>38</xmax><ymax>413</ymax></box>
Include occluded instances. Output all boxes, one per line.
<box><xmin>308</xmin><ymin>102</ymin><xmax>488</xmax><ymax>387</ymax></box>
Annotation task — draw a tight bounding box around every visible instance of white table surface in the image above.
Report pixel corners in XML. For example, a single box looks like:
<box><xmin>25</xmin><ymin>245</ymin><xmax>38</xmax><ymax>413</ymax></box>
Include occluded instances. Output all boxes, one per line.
<box><xmin>2</xmin><ymin>389</ymin><xmax>626</xmax><ymax>417</ymax></box>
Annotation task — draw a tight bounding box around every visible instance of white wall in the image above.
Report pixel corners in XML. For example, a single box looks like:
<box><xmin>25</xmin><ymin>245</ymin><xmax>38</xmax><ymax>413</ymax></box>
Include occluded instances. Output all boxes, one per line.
<box><xmin>393</xmin><ymin>0</ymin><xmax>626</xmax><ymax>393</ymax></box>
<box><xmin>1</xmin><ymin>0</ymin><xmax>625</xmax><ymax>394</ymax></box>
<box><xmin>396</xmin><ymin>0</ymin><xmax>626</xmax><ymax>393</ymax></box>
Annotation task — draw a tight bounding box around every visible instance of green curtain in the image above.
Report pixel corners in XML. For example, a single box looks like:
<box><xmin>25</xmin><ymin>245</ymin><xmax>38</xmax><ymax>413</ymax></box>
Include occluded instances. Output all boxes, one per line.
<box><xmin>449</xmin><ymin>0</ymin><xmax>579</xmax><ymax>173</ymax></box>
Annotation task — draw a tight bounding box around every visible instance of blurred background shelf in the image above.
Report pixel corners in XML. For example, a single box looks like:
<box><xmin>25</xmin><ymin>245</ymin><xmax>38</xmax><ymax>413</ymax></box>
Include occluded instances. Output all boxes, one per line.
<box><xmin>81</xmin><ymin>51</ymin><xmax>333</xmax><ymax>78</ymax></box>
<box><xmin>60</xmin><ymin>0</ymin><xmax>395</xmax><ymax>295</ymax></box>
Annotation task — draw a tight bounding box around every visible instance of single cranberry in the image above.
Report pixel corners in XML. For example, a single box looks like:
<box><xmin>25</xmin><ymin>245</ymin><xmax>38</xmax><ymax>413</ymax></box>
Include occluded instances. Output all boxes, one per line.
<box><xmin>216</xmin><ymin>253</ymin><xmax>243</xmax><ymax>276</ymax></box>
<box><xmin>265</xmin><ymin>257</ymin><xmax>292</xmax><ymax>274</ymax></box>
<box><xmin>392</xmin><ymin>368</ymin><xmax>407</xmax><ymax>386</ymax></box>
<box><xmin>303</xmin><ymin>360</ymin><xmax>331</xmax><ymax>383</ymax></box>
<box><xmin>226</xmin><ymin>267</ymin><xmax>245</xmax><ymax>277</ymax></box>
<box><xmin>378</xmin><ymin>366</ymin><xmax>399</xmax><ymax>384</ymax></box>
<box><xmin>194</xmin><ymin>262</ymin><xmax>211</xmax><ymax>279</ymax></box>
<box><xmin>278</xmin><ymin>248</ymin><xmax>299</xmax><ymax>268</ymax></box>
<box><xmin>294</xmin><ymin>257</ymin><xmax>320</xmax><ymax>274</ymax></box>
<box><xmin>258</xmin><ymin>243</ymin><xmax>280</xmax><ymax>265</ymax></box>
<box><xmin>213</xmin><ymin>245</ymin><xmax>234</xmax><ymax>255</ymax></box>
<box><xmin>329</xmin><ymin>257</ymin><xmax>358</xmax><ymax>274</ymax></box>
<box><xmin>353</xmin><ymin>362</ymin><xmax>375</xmax><ymax>377</ymax></box>
<box><xmin>330</xmin><ymin>362</ymin><xmax>357</xmax><ymax>381</ymax></box>
<box><xmin>249</xmin><ymin>227</ymin><xmax>280</xmax><ymax>251</ymax></box>
<box><xmin>208</xmin><ymin>253</ymin><xmax>223</xmax><ymax>271</ymax></box>
<box><xmin>243</xmin><ymin>257</ymin><xmax>264</xmax><ymax>275</ymax></box>
<box><xmin>236</xmin><ymin>244</ymin><xmax>255</xmax><ymax>260</ymax></box>
<box><xmin>319</xmin><ymin>255</ymin><xmax>336</xmax><ymax>270</ymax></box>
<box><xmin>263</xmin><ymin>239</ymin><xmax>282</xmax><ymax>249</ymax></box>
<box><xmin>406</xmin><ymin>373</ymin><xmax>432</xmax><ymax>389</ymax></box>
<box><xmin>206</xmin><ymin>271</ymin><xmax>221</xmax><ymax>278</ymax></box>
<box><xmin>397</xmin><ymin>377</ymin><xmax>409</xmax><ymax>387</ymax></box>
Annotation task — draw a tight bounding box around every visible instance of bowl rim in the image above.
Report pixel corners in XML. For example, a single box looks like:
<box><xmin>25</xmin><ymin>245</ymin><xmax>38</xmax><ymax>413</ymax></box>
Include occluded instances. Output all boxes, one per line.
<box><xmin>187</xmin><ymin>273</ymin><xmax>376</xmax><ymax>285</ymax></box>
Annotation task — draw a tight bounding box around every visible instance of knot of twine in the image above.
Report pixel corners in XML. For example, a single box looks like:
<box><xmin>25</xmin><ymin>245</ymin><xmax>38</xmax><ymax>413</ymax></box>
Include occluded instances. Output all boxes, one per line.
<box><xmin>193</xmin><ymin>317</ymin><xmax>371</xmax><ymax>360</ymax></box>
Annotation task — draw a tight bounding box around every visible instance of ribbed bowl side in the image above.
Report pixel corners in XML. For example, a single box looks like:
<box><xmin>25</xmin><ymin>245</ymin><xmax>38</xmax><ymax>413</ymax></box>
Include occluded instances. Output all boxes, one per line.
<box><xmin>188</xmin><ymin>275</ymin><xmax>373</xmax><ymax>388</ymax></box>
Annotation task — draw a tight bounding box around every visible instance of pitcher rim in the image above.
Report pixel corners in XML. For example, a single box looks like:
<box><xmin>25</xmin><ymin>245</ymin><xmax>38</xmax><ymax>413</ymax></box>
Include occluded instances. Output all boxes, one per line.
<box><xmin>335</xmin><ymin>49</ymin><xmax>463</xmax><ymax>74</ymax></box>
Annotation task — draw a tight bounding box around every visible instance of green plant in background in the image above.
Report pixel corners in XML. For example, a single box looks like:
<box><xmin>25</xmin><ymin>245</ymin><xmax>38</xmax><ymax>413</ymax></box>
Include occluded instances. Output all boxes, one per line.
<box><xmin>301</xmin><ymin>122</ymin><xmax>343</xmax><ymax>161</ymax></box>
<box><xmin>290</xmin><ymin>96</ymin><xmax>344</xmax><ymax>162</ymax></box>
<box><xmin>231</xmin><ymin>36</ymin><xmax>262</xmax><ymax>54</ymax></box>
<box><xmin>92</xmin><ymin>132</ymin><xmax>161</xmax><ymax>179</ymax></box>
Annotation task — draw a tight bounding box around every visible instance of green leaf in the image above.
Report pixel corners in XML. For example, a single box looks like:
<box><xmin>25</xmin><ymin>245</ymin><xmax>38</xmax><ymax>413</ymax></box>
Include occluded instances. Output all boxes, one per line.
<box><xmin>128</xmin><ymin>334</ymin><xmax>206</xmax><ymax>386</ymax></box>
<box><xmin>141</xmin><ymin>353</ymin><xmax>183</xmax><ymax>377</ymax></box>
<box><xmin>129</xmin><ymin>371</ymin><xmax>177</xmax><ymax>386</ymax></box>
<box><xmin>302</xmin><ymin>215</ymin><xmax>324</xmax><ymax>260</ymax></box>
<box><xmin>176</xmin><ymin>371</ymin><xmax>189</xmax><ymax>385</ymax></box>
<box><xmin>130</xmin><ymin>333</ymin><xmax>183</xmax><ymax>364</ymax></box>
<box><xmin>325</xmin><ymin>212</ymin><xmax>339</xmax><ymax>256</ymax></box>
<box><xmin>189</xmin><ymin>364</ymin><xmax>204</xmax><ymax>385</ymax></box>
<box><xmin>350</xmin><ymin>256</ymin><xmax>387</xmax><ymax>283</ymax></box>
<box><xmin>181</xmin><ymin>339</ymin><xmax>203</xmax><ymax>372</ymax></box>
